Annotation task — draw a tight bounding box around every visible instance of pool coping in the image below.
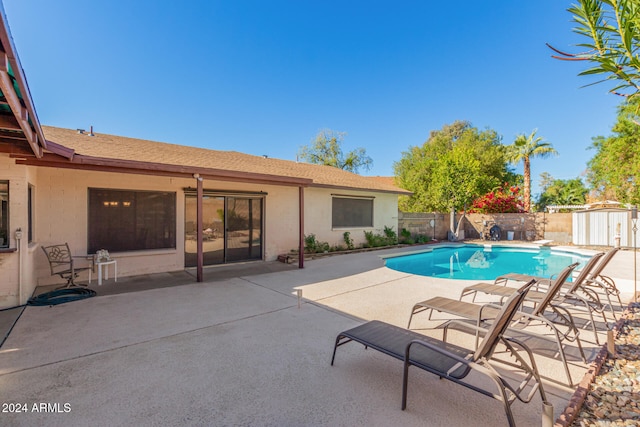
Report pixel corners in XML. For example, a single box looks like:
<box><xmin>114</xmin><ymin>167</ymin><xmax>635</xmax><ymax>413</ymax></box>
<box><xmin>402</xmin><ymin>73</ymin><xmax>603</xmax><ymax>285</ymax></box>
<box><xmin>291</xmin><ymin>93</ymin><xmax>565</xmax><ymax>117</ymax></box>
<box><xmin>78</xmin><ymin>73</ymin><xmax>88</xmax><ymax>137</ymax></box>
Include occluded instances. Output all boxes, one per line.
<box><xmin>378</xmin><ymin>242</ymin><xmax>596</xmax><ymax>260</ymax></box>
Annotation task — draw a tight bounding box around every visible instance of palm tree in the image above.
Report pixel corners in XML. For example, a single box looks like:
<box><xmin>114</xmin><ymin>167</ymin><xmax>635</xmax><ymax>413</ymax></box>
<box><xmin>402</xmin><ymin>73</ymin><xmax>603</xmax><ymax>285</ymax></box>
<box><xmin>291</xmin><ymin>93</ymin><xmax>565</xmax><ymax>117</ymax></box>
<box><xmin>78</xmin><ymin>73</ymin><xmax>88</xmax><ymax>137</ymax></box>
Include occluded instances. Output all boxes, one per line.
<box><xmin>507</xmin><ymin>130</ymin><xmax>558</xmax><ymax>212</ymax></box>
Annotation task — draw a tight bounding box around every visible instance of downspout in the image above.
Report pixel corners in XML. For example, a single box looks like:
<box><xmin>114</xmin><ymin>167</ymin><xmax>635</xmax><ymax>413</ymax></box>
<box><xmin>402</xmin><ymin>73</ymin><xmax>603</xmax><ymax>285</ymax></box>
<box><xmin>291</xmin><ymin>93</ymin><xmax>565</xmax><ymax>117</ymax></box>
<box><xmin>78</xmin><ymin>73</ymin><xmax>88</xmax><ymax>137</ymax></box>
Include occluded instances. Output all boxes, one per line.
<box><xmin>195</xmin><ymin>174</ymin><xmax>204</xmax><ymax>282</ymax></box>
<box><xmin>299</xmin><ymin>186</ymin><xmax>304</xmax><ymax>269</ymax></box>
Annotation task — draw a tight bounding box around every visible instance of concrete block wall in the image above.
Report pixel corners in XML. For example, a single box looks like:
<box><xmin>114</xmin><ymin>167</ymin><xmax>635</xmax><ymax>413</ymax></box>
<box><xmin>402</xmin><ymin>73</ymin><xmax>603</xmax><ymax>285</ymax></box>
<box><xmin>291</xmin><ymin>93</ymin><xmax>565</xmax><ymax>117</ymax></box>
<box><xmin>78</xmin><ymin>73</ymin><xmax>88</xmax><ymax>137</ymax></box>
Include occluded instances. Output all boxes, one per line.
<box><xmin>399</xmin><ymin>211</ymin><xmax>574</xmax><ymax>244</ymax></box>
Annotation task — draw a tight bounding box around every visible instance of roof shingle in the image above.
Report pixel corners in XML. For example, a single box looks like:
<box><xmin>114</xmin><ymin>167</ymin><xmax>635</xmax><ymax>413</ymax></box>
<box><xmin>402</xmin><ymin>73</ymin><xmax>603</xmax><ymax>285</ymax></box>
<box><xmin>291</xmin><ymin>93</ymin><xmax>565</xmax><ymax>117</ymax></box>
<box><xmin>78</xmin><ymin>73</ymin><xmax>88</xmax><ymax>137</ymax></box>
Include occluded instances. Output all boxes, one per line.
<box><xmin>41</xmin><ymin>126</ymin><xmax>409</xmax><ymax>194</ymax></box>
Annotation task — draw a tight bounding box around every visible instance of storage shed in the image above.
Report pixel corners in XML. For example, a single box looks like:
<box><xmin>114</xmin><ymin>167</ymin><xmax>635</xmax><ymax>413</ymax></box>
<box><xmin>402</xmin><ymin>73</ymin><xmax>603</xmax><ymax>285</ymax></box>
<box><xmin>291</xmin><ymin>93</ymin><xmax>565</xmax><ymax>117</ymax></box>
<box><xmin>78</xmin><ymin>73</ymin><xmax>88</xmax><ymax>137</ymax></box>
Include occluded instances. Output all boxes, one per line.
<box><xmin>572</xmin><ymin>207</ymin><xmax>635</xmax><ymax>247</ymax></box>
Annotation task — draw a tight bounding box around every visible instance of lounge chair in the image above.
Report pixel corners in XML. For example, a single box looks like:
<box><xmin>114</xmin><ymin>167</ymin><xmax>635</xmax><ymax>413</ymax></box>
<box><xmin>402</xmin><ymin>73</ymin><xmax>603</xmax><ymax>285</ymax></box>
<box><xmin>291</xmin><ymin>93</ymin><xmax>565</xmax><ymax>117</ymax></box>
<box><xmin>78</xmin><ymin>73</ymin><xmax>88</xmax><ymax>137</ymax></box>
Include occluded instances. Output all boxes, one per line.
<box><xmin>575</xmin><ymin>248</ymin><xmax>623</xmax><ymax>316</ymax></box>
<box><xmin>461</xmin><ymin>252</ymin><xmax>611</xmax><ymax>343</ymax></box>
<box><xmin>41</xmin><ymin>243</ymin><xmax>92</xmax><ymax>288</ymax></box>
<box><xmin>331</xmin><ymin>280</ymin><xmax>549</xmax><ymax>427</ymax></box>
<box><xmin>407</xmin><ymin>262</ymin><xmax>584</xmax><ymax>386</ymax></box>
<box><xmin>459</xmin><ymin>252</ymin><xmax>604</xmax><ymax>305</ymax></box>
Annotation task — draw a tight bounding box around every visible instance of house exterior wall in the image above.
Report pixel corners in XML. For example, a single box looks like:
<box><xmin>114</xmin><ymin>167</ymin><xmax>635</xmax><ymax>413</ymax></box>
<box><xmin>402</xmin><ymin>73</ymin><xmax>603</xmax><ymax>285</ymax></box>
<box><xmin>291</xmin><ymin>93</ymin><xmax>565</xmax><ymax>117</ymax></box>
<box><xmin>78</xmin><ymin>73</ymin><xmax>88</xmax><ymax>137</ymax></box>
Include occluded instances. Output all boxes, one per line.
<box><xmin>303</xmin><ymin>187</ymin><xmax>399</xmax><ymax>249</ymax></box>
<box><xmin>0</xmin><ymin>156</ymin><xmax>26</xmax><ymax>307</ymax></box>
<box><xmin>0</xmin><ymin>156</ymin><xmax>401</xmax><ymax>308</ymax></box>
<box><xmin>32</xmin><ymin>168</ymin><xmax>302</xmax><ymax>279</ymax></box>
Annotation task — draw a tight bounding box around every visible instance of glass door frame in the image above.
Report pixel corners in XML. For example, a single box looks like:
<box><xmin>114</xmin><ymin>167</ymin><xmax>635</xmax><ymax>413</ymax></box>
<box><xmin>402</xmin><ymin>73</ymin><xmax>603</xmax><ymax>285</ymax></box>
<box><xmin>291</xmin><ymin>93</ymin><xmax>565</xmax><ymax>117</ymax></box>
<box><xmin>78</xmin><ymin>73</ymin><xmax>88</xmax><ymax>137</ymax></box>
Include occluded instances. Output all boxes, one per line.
<box><xmin>184</xmin><ymin>189</ymin><xmax>266</xmax><ymax>266</ymax></box>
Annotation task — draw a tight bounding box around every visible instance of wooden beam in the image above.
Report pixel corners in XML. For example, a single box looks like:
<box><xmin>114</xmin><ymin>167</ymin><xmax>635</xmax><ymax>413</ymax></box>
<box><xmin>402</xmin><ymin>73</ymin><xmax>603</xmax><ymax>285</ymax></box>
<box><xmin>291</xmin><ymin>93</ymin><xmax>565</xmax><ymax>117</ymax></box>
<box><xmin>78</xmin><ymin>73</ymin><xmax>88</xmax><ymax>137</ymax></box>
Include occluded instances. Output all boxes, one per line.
<box><xmin>0</xmin><ymin>130</ymin><xmax>28</xmax><ymax>141</ymax></box>
<box><xmin>0</xmin><ymin>113</ymin><xmax>21</xmax><ymax>131</ymax></box>
<box><xmin>15</xmin><ymin>152</ymin><xmax>312</xmax><ymax>186</ymax></box>
<box><xmin>0</xmin><ymin>53</ymin><xmax>41</xmax><ymax>157</ymax></box>
<box><xmin>0</xmin><ymin>142</ymin><xmax>33</xmax><ymax>156</ymax></box>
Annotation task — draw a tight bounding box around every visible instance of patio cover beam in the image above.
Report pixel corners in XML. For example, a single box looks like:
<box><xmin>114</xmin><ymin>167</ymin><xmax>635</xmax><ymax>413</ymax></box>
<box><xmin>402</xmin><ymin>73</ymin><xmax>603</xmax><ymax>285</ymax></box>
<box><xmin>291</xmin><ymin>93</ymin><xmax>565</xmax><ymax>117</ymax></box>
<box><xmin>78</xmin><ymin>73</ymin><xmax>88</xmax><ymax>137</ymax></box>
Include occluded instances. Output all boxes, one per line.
<box><xmin>196</xmin><ymin>175</ymin><xmax>204</xmax><ymax>282</ymax></box>
<box><xmin>14</xmin><ymin>153</ymin><xmax>313</xmax><ymax>187</ymax></box>
<box><xmin>0</xmin><ymin>9</ymin><xmax>47</xmax><ymax>158</ymax></box>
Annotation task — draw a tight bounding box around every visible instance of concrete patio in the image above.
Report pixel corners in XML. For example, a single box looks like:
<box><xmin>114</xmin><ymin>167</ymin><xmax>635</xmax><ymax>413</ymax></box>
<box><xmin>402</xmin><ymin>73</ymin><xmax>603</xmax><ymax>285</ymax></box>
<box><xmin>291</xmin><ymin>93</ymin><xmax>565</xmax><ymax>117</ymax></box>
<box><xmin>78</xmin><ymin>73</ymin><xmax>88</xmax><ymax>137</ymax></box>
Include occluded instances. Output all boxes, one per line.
<box><xmin>0</xmin><ymin>245</ymin><xmax>636</xmax><ymax>426</ymax></box>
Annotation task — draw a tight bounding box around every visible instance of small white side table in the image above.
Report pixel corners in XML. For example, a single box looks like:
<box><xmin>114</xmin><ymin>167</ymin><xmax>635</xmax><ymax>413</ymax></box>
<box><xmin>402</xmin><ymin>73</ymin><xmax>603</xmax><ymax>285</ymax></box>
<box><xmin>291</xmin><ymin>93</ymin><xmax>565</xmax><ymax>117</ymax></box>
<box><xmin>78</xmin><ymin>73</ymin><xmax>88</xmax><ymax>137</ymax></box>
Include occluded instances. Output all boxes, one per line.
<box><xmin>96</xmin><ymin>260</ymin><xmax>117</xmax><ymax>285</ymax></box>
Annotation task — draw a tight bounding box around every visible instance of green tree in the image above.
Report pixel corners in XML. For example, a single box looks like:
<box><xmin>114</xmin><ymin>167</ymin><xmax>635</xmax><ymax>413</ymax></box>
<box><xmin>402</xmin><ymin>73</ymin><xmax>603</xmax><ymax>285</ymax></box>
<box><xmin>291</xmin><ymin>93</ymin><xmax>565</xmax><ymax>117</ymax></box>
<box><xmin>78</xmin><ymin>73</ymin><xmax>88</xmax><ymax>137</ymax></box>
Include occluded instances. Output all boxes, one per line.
<box><xmin>298</xmin><ymin>129</ymin><xmax>372</xmax><ymax>173</ymax></box>
<box><xmin>587</xmin><ymin>98</ymin><xmax>640</xmax><ymax>204</ymax></box>
<box><xmin>394</xmin><ymin>121</ymin><xmax>513</xmax><ymax>213</ymax></box>
<box><xmin>550</xmin><ymin>0</ymin><xmax>640</xmax><ymax>100</ymax></box>
<box><xmin>506</xmin><ymin>130</ymin><xmax>558</xmax><ymax>212</ymax></box>
<box><xmin>536</xmin><ymin>174</ymin><xmax>588</xmax><ymax>211</ymax></box>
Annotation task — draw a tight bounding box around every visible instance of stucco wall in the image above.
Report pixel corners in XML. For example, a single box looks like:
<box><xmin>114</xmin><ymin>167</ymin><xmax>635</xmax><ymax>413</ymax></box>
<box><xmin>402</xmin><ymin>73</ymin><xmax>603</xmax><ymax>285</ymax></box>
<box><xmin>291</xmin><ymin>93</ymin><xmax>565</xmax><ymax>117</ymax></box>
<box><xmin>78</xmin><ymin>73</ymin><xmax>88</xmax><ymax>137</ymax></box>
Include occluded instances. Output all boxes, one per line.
<box><xmin>0</xmin><ymin>157</ymin><xmax>25</xmax><ymax>307</ymax></box>
<box><xmin>0</xmin><ymin>159</ymin><xmax>305</xmax><ymax>306</ymax></box>
<box><xmin>0</xmin><ymin>154</ymin><xmax>403</xmax><ymax>308</ymax></box>
<box><xmin>33</xmin><ymin>168</ymin><xmax>303</xmax><ymax>279</ymax></box>
<box><xmin>303</xmin><ymin>188</ymin><xmax>399</xmax><ymax>250</ymax></box>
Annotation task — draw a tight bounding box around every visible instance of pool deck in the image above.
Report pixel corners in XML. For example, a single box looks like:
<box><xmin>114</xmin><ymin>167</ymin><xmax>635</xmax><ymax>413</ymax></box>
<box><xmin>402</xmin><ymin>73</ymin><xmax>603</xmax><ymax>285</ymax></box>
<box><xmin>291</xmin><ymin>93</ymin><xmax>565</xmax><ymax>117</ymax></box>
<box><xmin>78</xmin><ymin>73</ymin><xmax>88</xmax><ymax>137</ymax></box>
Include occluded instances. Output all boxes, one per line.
<box><xmin>0</xmin><ymin>243</ymin><xmax>636</xmax><ymax>426</ymax></box>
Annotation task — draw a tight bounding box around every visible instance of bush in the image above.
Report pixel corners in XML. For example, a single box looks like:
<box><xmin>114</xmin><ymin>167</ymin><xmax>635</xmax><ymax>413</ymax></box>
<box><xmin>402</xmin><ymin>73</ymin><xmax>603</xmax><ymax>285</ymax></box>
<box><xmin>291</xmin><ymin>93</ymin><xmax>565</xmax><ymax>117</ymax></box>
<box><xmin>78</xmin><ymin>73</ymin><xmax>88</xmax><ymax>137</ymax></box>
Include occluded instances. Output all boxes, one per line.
<box><xmin>400</xmin><ymin>228</ymin><xmax>415</xmax><ymax>244</ymax></box>
<box><xmin>383</xmin><ymin>226</ymin><xmax>398</xmax><ymax>245</ymax></box>
<box><xmin>304</xmin><ymin>234</ymin><xmax>329</xmax><ymax>253</ymax></box>
<box><xmin>343</xmin><ymin>232</ymin><xmax>354</xmax><ymax>250</ymax></box>
<box><xmin>363</xmin><ymin>227</ymin><xmax>398</xmax><ymax>248</ymax></box>
<box><xmin>416</xmin><ymin>234</ymin><xmax>430</xmax><ymax>244</ymax></box>
<box><xmin>470</xmin><ymin>184</ymin><xmax>525</xmax><ymax>213</ymax></box>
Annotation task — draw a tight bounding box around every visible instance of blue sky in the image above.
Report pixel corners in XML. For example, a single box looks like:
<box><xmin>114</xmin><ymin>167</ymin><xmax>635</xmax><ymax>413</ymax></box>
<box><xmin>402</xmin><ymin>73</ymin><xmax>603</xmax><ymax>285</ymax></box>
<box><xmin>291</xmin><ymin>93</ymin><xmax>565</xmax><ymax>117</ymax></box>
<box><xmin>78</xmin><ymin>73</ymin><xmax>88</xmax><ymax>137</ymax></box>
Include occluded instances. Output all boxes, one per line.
<box><xmin>4</xmin><ymin>1</ymin><xmax>622</xmax><ymax>197</ymax></box>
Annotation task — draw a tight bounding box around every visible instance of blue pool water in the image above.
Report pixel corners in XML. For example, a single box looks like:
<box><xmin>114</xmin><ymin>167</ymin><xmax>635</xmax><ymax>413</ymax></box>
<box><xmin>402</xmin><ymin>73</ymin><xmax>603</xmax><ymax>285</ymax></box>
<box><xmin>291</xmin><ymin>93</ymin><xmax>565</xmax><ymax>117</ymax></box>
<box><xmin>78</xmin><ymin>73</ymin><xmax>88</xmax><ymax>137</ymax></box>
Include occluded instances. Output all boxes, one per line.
<box><xmin>384</xmin><ymin>245</ymin><xmax>591</xmax><ymax>281</ymax></box>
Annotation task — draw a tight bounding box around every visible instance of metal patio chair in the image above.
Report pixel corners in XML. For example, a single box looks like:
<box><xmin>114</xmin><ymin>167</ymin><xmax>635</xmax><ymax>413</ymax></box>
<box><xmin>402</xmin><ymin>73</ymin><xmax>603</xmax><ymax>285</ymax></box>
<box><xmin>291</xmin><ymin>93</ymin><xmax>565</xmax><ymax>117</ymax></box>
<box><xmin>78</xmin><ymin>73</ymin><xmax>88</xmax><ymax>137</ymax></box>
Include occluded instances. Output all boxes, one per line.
<box><xmin>41</xmin><ymin>243</ymin><xmax>92</xmax><ymax>288</ymax></box>
<box><xmin>332</xmin><ymin>280</ymin><xmax>549</xmax><ymax>427</ymax></box>
<box><xmin>407</xmin><ymin>262</ymin><xmax>584</xmax><ymax>386</ymax></box>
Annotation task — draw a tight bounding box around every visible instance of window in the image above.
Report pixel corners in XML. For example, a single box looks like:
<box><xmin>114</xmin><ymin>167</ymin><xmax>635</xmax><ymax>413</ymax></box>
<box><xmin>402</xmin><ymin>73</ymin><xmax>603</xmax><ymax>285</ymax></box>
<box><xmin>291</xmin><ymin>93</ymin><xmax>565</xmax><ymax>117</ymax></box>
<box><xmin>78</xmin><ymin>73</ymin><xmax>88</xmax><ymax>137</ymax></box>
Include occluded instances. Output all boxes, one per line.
<box><xmin>332</xmin><ymin>197</ymin><xmax>373</xmax><ymax>228</ymax></box>
<box><xmin>88</xmin><ymin>188</ymin><xmax>176</xmax><ymax>253</ymax></box>
<box><xmin>0</xmin><ymin>181</ymin><xmax>7</xmax><ymax>248</ymax></box>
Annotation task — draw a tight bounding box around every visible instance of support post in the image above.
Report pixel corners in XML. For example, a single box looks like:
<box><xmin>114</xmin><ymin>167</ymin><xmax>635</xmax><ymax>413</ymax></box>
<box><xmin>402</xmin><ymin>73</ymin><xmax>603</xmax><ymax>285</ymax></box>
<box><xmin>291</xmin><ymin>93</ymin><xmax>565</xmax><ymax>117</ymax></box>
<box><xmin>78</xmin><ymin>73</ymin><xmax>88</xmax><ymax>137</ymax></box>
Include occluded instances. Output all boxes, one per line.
<box><xmin>196</xmin><ymin>174</ymin><xmax>204</xmax><ymax>282</ymax></box>
<box><xmin>299</xmin><ymin>186</ymin><xmax>304</xmax><ymax>269</ymax></box>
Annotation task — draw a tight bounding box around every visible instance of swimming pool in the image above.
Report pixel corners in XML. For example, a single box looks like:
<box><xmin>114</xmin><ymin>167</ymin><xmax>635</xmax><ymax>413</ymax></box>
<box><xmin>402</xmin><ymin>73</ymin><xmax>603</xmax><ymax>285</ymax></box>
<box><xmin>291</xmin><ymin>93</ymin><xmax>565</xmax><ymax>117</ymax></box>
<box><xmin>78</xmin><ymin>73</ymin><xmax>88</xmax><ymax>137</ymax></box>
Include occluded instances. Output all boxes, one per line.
<box><xmin>383</xmin><ymin>244</ymin><xmax>591</xmax><ymax>281</ymax></box>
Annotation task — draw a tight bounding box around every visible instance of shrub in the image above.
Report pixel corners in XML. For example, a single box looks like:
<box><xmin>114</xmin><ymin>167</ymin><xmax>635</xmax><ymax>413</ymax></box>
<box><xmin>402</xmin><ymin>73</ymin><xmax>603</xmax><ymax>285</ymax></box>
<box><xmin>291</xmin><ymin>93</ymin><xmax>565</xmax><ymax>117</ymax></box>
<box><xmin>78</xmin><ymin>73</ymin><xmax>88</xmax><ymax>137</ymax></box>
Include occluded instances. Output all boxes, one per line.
<box><xmin>469</xmin><ymin>184</ymin><xmax>525</xmax><ymax>213</ymax></box>
<box><xmin>343</xmin><ymin>232</ymin><xmax>354</xmax><ymax>250</ymax></box>
<box><xmin>304</xmin><ymin>234</ymin><xmax>329</xmax><ymax>253</ymax></box>
<box><xmin>383</xmin><ymin>226</ymin><xmax>398</xmax><ymax>245</ymax></box>
<box><xmin>363</xmin><ymin>228</ymin><xmax>398</xmax><ymax>248</ymax></box>
<box><xmin>416</xmin><ymin>234</ymin><xmax>430</xmax><ymax>244</ymax></box>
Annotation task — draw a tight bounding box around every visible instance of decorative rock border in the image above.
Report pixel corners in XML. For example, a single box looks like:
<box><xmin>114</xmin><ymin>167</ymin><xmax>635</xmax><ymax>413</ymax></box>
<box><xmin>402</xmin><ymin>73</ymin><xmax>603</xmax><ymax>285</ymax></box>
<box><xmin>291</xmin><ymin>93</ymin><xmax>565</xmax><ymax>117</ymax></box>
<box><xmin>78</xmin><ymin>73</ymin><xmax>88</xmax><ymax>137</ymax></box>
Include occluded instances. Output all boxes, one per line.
<box><xmin>554</xmin><ymin>304</ymin><xmax>635</xmax><ymax>426</ymax></box>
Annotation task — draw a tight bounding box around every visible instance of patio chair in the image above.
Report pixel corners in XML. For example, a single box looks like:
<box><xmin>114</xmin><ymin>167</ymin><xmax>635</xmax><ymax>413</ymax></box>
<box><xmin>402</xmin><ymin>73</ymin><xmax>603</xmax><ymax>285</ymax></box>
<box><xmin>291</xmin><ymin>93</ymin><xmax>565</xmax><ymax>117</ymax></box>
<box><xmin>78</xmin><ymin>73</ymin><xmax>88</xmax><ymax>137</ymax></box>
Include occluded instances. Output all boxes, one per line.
<box><xmin>460</xmin><ymin>253</ymin><xmax>612</xmax><ymax>343</ymax></box>
<box><xmin>459</xmin><ymin>252</ymin><xmax>604</xmax><ymax>305</ymax></box>
<box><xmin>331</xmin><ymin>280</ymin><xmax>549</xmax><ymax>427</ymax></box>
<box><xmin>575</xmin><ymin>248</ymin><xmax>623</xmax><ymax>316</ymax></box>
<box><xmin>407</xmin><ymin>262</ymin><xmax>584</xmax><ymax>386</ymax></box>
<box><xmin>41</xmin><ymin>243</ymin><xmax>92</xmax><ymax>288</ymax></box>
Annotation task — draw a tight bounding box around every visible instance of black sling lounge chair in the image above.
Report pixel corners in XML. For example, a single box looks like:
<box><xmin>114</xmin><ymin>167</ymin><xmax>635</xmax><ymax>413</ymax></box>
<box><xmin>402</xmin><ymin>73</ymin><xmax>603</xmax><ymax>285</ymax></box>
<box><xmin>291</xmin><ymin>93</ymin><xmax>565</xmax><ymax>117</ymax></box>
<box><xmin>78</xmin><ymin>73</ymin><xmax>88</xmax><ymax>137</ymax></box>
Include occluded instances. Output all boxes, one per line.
<box><xmin>331</xmin><ymin>280</ymin><xmax>549</xmax><ymax>427</ymax></box>
<box><xmin>407</xmin><ymin>262</ymin><xmax>583</xmax><ymax>386</ymax></box>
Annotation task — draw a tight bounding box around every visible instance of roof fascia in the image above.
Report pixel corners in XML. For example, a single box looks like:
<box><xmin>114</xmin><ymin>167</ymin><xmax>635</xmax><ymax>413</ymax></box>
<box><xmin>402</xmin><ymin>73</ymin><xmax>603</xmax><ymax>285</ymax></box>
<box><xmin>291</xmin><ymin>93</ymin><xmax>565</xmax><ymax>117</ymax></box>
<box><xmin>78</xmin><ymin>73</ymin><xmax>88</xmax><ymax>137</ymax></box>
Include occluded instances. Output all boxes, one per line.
<box><xmin>309</xmin><ymin>182</ymin><xmax>413</xmax><ymax>196</ymax></box>
<box><xmin>15</xmin><ymin>153</ymin><xmax>312</xmax><ymax>187</ymax></box>
<box><xmin>0</xmin><ymin>5</ymin><xmax>46</xmax><ymax>157</ymax></box>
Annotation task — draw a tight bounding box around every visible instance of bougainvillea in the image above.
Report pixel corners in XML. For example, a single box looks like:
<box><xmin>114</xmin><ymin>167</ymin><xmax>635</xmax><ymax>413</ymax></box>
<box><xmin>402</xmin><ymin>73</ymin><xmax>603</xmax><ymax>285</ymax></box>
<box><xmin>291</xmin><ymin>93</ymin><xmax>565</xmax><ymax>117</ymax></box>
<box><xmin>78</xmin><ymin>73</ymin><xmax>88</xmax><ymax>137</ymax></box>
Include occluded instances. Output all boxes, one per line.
<box><xmin>469</xmin><ymin>184</ymin><xmax>525</xmax><ymax>213</ymax></box>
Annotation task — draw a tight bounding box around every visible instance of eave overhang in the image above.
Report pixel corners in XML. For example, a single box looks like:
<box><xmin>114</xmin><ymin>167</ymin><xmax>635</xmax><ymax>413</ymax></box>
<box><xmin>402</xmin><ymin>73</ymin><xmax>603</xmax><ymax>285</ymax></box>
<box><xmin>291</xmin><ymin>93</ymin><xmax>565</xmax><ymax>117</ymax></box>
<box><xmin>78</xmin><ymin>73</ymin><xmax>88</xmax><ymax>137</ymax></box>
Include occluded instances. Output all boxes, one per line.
<box><xmin>0</xmin><ymin>4</ymin><xmax>46</xmax><ymax>158</ymax></box>
<box><xmin>13</xmin><ymin>152</ymin><xmax>313</xmax><ymax>187</ymax></box>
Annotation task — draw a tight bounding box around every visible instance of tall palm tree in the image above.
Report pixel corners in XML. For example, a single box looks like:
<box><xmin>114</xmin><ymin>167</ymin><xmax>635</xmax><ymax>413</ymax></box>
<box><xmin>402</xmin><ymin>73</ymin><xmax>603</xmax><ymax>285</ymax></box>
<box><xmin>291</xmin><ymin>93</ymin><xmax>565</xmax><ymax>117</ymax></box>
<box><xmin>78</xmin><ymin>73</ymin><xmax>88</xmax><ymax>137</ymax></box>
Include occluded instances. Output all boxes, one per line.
<box><xmin>507</xmin><ymin>130</ymin><xmax>558</xmax><ymax>212</ymax></box>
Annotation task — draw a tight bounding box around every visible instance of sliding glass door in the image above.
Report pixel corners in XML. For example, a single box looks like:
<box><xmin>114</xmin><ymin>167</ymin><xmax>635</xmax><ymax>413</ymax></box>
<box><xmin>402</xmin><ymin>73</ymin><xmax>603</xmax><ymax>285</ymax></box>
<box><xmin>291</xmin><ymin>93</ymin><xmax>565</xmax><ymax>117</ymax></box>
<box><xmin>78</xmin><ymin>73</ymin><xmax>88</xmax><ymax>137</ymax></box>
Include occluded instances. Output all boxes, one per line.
<box><xmin>225</xmin><ymin>197</ymin><xmax>262</xmax><ymax>262</ymax></box>
<box><xmin>185</xmin><ymin>194</ymin><xmax>263</xmax><ymax>267</ymax></box>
